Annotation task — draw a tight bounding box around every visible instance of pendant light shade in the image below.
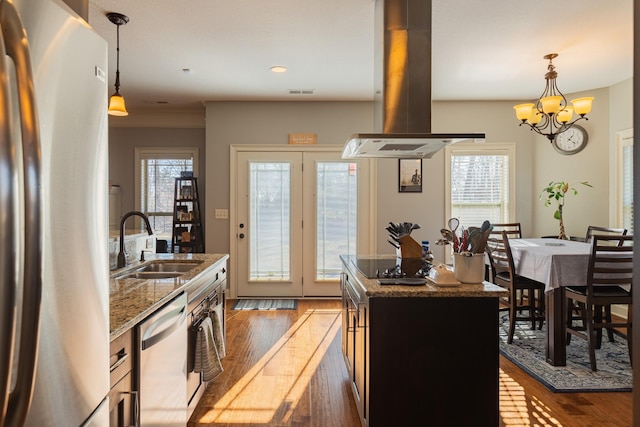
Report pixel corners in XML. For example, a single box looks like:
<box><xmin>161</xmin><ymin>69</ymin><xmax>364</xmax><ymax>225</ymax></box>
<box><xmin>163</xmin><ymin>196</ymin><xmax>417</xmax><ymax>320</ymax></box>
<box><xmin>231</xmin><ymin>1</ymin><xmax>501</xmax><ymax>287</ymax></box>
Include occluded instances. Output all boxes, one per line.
<box><xmin>107</xmin><ymin>12</ymin><xmax>129</xmax><ymax>117</ymax></box>
<box><xmin>108</xmin><ymin>92</ymin><xmax>127</xmax><ymax>116</ymax></box>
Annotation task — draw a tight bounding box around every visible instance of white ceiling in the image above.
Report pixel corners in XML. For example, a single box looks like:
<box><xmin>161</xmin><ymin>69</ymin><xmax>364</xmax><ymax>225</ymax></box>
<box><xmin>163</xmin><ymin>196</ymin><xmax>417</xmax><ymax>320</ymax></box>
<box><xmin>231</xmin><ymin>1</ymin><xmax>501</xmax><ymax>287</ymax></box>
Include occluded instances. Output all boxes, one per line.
<box><xmin>87</xmin><ymin>0</ymin><xmax>633</xmax><ymax>112</ymax></box>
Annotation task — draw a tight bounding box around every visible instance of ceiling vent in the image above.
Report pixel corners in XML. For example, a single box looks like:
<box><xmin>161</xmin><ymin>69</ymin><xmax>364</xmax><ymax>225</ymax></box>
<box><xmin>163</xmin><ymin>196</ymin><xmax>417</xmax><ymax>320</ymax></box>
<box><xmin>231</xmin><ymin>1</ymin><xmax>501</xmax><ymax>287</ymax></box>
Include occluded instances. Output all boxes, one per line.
<box><xmin>289</xmin><ymin>89</ymin><xmax>315</xmax><ymax>95</ymax></box>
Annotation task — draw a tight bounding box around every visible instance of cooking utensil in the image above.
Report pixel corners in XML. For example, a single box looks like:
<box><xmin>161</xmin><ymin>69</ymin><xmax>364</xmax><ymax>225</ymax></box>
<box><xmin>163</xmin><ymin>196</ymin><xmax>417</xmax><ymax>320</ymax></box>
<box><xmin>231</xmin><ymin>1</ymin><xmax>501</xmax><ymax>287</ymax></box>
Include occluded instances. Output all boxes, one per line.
<box><xmin>468</xmin><ymin>231</ymin><xmax>483</xmax><ymax>253</ymax></box>
<box><xmin>473</xmin><ymin>228</ymin><xmax>492</xmax><ymax>254</ymax></box>
<box><xmin>460</xmin><ymin>229</ymin><xmax>469</xmax><ymax>253</ymax></box>
<box><xmin>447</xmin><ymin>217</ymin><xmax>460</xmax><ymax>234</ymax></box>
<box><xmin>440</xmin><ymin>228</ymin><xmax>454</xmax><ymax>241</ymax></box>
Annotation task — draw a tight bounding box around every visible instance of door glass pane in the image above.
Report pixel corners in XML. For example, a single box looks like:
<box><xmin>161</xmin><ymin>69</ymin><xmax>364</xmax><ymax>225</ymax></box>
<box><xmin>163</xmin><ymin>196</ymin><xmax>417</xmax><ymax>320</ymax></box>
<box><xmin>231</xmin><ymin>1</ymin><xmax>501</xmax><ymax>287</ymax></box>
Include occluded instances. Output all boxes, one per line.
<box><xmin>316</xmin><ymin>162</ymin><xmax>358</xmax><ymax>280</ymax></box>
<box><xmin>249</xmin><ymin>162</ymin><xmax>291</xmax><ymax>280</ymax></box>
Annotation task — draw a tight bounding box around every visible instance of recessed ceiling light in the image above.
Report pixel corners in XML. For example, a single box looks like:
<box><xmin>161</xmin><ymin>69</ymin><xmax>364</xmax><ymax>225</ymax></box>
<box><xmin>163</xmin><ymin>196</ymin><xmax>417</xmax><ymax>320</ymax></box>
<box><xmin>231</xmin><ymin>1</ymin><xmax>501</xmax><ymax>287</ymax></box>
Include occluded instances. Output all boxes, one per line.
<box><xmin>270</xmin><ymin>66</ymin><xmax>287</xmax><ymax>73</ymax></box>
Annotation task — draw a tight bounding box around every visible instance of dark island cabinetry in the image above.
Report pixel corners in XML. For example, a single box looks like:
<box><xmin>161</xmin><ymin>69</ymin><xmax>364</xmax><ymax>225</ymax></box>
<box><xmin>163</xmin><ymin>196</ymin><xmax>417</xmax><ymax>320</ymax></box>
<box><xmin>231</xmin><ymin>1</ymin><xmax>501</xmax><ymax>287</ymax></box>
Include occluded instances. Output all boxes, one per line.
<box><xmin>341</xmin><ymin>257</ymin><xmax>503</xmax><ymax>427</ymax></box>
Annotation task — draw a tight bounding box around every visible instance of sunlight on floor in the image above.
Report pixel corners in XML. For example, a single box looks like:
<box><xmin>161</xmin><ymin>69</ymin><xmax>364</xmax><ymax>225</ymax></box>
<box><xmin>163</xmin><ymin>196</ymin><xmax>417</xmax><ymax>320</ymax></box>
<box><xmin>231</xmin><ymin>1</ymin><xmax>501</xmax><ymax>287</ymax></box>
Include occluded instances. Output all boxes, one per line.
<box><xmin>197</xmin><ymin>308</ymin><xmax>341</xmax><ymax>424</ymax></box>
<box><xmin>499</xmin><ymin>369</ymin><xmax>563</xmax><ymax>426</ymax></box>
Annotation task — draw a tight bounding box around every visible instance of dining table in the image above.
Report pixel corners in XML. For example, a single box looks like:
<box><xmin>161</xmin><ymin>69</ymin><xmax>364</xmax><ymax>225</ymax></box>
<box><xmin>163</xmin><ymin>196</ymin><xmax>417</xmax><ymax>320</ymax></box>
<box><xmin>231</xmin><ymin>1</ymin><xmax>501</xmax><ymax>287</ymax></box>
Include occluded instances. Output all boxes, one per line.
<box><xmin>508</xmin><ymin>237</ymin><xmax>592</xmax><ymax>366</ymax></box>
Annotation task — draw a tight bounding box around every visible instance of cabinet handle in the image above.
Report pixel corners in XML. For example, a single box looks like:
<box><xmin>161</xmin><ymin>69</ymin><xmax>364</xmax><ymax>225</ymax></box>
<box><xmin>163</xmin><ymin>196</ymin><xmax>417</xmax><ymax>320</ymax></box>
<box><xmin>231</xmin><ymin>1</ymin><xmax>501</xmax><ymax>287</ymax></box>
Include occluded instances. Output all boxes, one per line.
<box><xmin>109</xmin><ymin>351</ymin><xmax>129</xmax><ymax>372</ymax></box>
<box><xmin>121</xmin><ymin>390</ymin><xmax>139</xmax><ymax>427</ymax></box>
<box><xmin>355</xmin><ymin>303</ymin><xmax>366</xmax><ymax>329</ymax></box>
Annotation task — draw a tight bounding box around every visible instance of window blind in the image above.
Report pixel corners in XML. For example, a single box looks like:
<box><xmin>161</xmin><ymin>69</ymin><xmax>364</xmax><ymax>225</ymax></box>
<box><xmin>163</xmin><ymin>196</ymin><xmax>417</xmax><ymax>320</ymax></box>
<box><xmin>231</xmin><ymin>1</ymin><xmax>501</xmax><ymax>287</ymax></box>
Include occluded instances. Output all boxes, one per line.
<box><xmin>140</xmin><ymin>157</ymin><xmax>193</xmax><ymax>235</ymax></box>
<box><xmin>622</xmin><ymin>144</ymin><xmax>633</xmax><ymax>233</ymax></box>
<box><xmin>450</xmin><ymin>153</ymin><xmax>509</xmax><ymax>227</ymax></box>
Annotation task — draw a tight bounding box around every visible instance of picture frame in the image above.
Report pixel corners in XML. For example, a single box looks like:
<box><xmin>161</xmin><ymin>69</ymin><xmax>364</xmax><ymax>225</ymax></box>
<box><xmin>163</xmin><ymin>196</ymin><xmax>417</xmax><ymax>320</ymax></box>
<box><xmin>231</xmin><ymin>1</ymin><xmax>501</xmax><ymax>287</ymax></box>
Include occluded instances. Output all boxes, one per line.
<box><xmin>180</xmin><ymin>185</ymin><xmax>193</xmax><ymax>199</ymax></box>
<box><xmin>179</xmin><ymin>211</ymin><xmax>192</xmax><ymax>221</ymax></box>
<box><xmin>398</xmin><ymin>159</ymin><xmax>422</xmax><ymax>193</ymax></box>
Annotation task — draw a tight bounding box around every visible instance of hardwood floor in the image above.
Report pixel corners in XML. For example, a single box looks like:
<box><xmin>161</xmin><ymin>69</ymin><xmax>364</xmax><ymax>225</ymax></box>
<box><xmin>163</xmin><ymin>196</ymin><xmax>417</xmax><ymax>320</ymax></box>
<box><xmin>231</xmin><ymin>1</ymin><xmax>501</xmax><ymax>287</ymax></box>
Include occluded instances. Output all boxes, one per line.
<box><xmin>188</xmin><ymin>299</ymin><xmax>632</xmax><ymax>427</ymax></box>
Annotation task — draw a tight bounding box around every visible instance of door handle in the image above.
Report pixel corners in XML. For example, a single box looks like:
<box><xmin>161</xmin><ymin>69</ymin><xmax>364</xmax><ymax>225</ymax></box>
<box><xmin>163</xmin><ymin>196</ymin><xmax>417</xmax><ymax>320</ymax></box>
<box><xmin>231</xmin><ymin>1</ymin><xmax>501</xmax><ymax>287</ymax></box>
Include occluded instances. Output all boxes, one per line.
<box><xmin>1</xmin><ymin>2</ymin><xmax>43</xmax><ymax>425</ymax></box>
<box><xmin>239</xmin><ymin>233</ymin><xmax>245</xmax><ymax>239</ymax></box>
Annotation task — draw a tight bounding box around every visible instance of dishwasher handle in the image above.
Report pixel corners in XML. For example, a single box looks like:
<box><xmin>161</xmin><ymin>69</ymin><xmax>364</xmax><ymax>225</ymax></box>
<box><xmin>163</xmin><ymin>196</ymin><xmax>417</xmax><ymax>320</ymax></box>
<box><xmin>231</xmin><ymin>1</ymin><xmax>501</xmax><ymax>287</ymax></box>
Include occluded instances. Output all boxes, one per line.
<box><xmin>141</xmin><ymin>303</ymin><xmax>187</xmax><ymax>351</ymax></box>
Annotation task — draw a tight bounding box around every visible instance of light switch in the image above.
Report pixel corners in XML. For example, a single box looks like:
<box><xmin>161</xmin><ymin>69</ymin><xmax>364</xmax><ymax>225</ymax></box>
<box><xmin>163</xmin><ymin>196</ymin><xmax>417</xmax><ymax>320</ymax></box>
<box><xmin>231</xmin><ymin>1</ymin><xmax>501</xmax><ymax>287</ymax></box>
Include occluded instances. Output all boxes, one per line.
<box><xmin>215</xmin><ymin>209</ymin><xmax>228</xmax><ymax>219</ymax></box>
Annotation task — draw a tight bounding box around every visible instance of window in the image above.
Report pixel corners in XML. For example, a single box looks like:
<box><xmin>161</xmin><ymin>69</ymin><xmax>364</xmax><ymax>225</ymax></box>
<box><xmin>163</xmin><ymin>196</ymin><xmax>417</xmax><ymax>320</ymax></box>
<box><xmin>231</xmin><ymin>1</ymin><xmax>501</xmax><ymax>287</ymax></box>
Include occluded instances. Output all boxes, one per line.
<box><xmin>445</xmin><ymin>143</ymin><xmax>515</xmax><ymax>227</ymax></box>
<box><xmin>134</xmin><ymin>148</ymin><xmax>199</xmax><ymax>239</ymax></box>
<box><xmin>615</xmin><ymin>129</ymin><xmax>633</xmax><ymax>233</ymax></box>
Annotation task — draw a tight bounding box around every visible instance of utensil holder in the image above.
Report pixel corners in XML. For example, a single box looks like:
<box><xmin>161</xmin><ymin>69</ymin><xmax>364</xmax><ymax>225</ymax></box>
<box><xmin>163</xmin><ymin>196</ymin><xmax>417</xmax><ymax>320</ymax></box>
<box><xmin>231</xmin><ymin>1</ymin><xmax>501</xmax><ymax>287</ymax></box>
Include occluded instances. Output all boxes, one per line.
<box><xmin>395</xmin><ymin>235</ymin><xmax>423</xmax><ymax>259</ymax></box>
<box><xmin>453</xmin><ymin>253</ymin><xmax>485</xmax><ymax>283</ymax></box>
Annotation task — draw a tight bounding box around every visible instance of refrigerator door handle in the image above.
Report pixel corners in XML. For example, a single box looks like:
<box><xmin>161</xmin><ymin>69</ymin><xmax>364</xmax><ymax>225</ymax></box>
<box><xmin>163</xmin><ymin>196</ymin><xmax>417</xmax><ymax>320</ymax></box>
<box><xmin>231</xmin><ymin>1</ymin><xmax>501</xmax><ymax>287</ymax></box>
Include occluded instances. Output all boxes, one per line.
<box><xmin>1</xmin><ymin>1</ymin><xmax>43</xmax><ymax>426</ymax></box>
<box><xmin>0</xmin><ymin>6</ymin><xmax>18</xmax><ymax>426</ymax></box>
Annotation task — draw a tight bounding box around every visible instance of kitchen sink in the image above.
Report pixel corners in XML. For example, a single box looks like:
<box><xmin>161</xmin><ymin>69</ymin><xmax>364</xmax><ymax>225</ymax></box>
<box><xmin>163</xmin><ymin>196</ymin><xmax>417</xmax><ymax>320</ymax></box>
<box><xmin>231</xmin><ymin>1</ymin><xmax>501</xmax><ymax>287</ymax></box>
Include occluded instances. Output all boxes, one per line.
<box><xmin>135</xmin><ymin>261</ymin><xmax>202</xmax><ymax>273</ymax></box>
<box><xmin>115</xmin><ymin>271</ymin><xmax>184</xmax><ymax>280</ymax></box>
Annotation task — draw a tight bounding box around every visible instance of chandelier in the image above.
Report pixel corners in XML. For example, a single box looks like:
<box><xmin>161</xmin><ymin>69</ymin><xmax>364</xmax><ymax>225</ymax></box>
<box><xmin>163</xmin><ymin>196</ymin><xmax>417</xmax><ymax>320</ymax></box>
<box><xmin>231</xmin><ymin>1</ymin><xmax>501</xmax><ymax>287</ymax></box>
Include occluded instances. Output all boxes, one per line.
<box><xmin>513</xmin><ymin>53</ymin><xmax>593</xmax><ymax>142</ymax></box>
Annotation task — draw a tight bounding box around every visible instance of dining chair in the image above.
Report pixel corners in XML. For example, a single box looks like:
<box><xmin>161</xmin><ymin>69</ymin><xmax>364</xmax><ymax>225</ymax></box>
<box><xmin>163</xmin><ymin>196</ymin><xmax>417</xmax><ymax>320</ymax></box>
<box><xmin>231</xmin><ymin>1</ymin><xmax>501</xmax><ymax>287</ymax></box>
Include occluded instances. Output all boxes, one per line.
<box><xmin>487</xmin><ymin>223</ymin><xmax>522</xmax><ymax>283</ymax></box>
<box><xmin>489</xmin><ymin>223</ymin><xmax>522</xmax><ymax>239</ymax></box>
<box><xmin>585</xmin><ymin>225</ymin><xmax>628</xmax><ymax>245</ymax></box>
<box><xmin>564</xmin><ymin>234</ymin><xmax>633</xmax><ymax>371</ymax></box>
<box><xmin>486</xmin><ymin>230</ymin><xmax>545</xmax><ymax>344</ymax></box>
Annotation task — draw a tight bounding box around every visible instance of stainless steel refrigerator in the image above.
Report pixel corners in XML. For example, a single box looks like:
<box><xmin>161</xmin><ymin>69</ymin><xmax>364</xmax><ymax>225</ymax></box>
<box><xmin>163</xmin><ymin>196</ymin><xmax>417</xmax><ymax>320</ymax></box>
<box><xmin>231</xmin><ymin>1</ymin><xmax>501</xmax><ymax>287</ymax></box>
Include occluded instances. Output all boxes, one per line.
<box><xmin>0</xmin><ymin>0</ymin><xmax>110</xmax><ymax>425</ymax></box>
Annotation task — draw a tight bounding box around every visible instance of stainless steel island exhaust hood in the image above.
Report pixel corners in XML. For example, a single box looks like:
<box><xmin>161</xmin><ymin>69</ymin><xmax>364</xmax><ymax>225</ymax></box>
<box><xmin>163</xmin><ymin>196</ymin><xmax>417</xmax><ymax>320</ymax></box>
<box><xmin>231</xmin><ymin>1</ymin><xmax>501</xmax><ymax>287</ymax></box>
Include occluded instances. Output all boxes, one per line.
<box><xmin>342</xmin><ymin>0</ymin><xmax>485</xmax><ymax>159</ymax></box>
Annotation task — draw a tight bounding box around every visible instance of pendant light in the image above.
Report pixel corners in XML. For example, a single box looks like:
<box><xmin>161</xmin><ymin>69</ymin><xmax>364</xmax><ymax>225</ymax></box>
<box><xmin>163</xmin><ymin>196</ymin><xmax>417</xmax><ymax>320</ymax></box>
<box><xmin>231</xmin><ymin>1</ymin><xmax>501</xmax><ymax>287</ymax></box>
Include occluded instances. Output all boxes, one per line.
<box><xmin>107</xmin><ymin>12</ymin><xmax>129</xmax><ymax>116</ymax></box>
<box><xmin>513</xmin><ymin>53</ymin><xmax>594</xmax><ymax>142</ymax></box>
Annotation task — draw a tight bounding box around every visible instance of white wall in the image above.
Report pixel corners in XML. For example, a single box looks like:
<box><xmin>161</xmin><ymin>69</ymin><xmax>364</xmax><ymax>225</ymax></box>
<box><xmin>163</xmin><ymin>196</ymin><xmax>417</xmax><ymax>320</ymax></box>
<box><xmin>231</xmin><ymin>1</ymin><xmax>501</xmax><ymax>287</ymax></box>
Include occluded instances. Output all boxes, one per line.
<box><xmin>108</xmin><ymin>127</ymin><xmax>206</xmax><ymax>223</ymax></box>
<box><xmin>392</xmin><ymin>100</ymin><xmax>538</xmax><ymax>261</ymax></box>
<box><xmin>204</xmin><ymin>101</ymin><xmax>374</xmax><ymax>253</ymax></box>
<box><xmin>107</xmin><ymin>83</ymin><xmax>632</xmax><ymax>258</ymax></box>
<box><xmin>608</xmin><ymin>78</ymin><xmax>634</xmax><ymax>225</ymax></box>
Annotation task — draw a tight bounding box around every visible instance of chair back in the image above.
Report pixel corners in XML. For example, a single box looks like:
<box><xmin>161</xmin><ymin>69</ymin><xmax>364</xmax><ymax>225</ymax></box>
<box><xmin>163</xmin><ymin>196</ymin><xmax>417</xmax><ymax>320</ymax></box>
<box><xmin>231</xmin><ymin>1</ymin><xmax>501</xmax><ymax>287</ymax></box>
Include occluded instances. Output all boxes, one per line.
<box><xmin>490</xmin><ymin>223</ymin><xmax>522</xmax><ymax>239</ymax></box>
<box><xmin>587</xmin><ymin>234</ymin><xmax>633</xmax><ymax>295</ymax></box>
<box><xmin>485</xmin><ymin>230</ymin><xmax>516</xmax><ymax>284</ymax></box>
<box><xmin>585</xmin><ymin>225</ymin><xmax>627</xmax><ymax>245</ymax></box>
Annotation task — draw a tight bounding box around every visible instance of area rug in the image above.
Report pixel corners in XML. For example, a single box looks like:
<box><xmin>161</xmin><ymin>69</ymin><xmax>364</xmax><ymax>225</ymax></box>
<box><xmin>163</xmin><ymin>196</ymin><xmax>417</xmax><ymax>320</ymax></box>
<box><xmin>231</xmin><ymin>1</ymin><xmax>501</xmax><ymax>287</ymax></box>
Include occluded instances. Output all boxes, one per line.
<box><xmin>498</xmin><ymin>313</ymin><xmax>632</xmax><ymax>392</ymax></box>
<box><xmin>232</xmin><ymin>299</ymin><xmax>297</xmax><ymax>310</ymax></box>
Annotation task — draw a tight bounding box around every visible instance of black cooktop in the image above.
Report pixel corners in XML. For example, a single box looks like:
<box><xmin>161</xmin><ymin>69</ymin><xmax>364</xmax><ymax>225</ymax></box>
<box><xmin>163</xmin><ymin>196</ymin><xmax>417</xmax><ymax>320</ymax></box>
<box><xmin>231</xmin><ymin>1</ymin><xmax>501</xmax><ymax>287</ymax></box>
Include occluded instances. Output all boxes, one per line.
<box><xmin>351</xmin><ymin>257</ymin><xmax>431</xmax><ymax>279</ymax></box>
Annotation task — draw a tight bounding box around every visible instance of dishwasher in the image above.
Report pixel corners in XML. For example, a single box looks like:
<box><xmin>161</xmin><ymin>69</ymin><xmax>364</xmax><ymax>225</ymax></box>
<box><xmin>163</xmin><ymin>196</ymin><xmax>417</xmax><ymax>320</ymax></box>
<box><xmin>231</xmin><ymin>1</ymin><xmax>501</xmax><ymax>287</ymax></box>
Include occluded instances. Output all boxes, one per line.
<box><xmin>137</xmin><ymin>292</ymin><xmax>187</xmax><ymax>426</ymax></box>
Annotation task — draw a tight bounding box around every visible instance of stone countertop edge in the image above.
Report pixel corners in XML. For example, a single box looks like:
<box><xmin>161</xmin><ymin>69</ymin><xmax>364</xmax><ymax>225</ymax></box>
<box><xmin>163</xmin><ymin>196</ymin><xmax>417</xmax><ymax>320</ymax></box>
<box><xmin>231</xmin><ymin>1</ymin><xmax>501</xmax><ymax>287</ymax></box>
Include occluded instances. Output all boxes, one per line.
<box><xmin>341</xmin><ymin>255</ymin><xmax>508</xmax><ymax>298</ymax></box>
<box><xmin>109</xmin><ymin>253</ymin><xmax>229</xmax><ymax>340</ymax></box>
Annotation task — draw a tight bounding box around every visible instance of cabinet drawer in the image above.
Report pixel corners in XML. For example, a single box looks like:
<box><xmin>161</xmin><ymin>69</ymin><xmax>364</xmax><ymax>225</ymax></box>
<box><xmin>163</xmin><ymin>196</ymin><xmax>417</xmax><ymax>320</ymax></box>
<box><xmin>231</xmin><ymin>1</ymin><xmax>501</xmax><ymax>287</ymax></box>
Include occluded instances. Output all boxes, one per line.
<box><xmin>110</xmin><ymin>329</ymin><xmax>133</xmax><ymax>387</ymax></box>
<box><xmin>109</xmin><ymin>371</ymin><xmax>135</xmax><ymax>427</ymax></box>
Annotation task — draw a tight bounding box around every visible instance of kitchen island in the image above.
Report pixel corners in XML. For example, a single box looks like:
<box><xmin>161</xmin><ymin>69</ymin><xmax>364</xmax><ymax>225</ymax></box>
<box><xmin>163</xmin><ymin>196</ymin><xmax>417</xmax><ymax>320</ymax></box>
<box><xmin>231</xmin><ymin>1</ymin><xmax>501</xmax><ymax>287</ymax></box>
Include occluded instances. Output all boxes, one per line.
<box><xmin>341</xmin><ymin>255</ymin><xmax>507</xmax><ymax>427</ymax></box>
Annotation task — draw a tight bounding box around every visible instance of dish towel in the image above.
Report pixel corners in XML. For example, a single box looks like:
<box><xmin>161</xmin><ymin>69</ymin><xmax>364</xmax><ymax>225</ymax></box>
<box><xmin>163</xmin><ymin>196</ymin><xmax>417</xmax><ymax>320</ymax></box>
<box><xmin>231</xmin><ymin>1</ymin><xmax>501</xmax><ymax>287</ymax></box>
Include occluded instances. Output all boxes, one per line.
<box><xmin>212</xmin><ymin>303</ymin><xmax>226</xmax><ymax>358</ymax></box>
<box><xmin>194</xmin><ymin>316</ymin><xmax>223</xmax><ymax>381</ymax></box>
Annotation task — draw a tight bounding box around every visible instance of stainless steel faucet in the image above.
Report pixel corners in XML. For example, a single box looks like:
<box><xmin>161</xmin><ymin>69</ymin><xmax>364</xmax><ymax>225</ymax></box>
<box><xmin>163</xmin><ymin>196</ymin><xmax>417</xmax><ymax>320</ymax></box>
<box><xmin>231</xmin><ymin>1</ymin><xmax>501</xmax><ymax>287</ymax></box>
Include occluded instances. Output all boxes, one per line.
<box><xmin>117</xmin><ymin>211</ymin><xmax>154</xmax><ymax>269</ymax></box>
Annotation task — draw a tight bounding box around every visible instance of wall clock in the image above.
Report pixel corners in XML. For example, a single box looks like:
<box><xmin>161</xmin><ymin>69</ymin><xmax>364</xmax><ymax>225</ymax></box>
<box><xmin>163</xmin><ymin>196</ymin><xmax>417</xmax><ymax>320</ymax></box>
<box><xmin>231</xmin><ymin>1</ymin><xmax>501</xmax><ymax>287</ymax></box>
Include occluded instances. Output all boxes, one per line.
<box><xmin>553</xmin><ymin>125</ymin><xmax>588</xmax><ymax>155</ymax></box>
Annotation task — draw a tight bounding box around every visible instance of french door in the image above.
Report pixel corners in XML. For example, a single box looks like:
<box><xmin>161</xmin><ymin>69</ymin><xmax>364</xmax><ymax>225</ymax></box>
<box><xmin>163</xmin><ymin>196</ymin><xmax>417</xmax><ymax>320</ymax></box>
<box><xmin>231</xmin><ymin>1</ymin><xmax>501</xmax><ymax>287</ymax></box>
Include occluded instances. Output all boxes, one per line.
<box><xmin>232</xmin><ymin>147</ymin><xmax>372</xmax><ymax>298</ymax></box>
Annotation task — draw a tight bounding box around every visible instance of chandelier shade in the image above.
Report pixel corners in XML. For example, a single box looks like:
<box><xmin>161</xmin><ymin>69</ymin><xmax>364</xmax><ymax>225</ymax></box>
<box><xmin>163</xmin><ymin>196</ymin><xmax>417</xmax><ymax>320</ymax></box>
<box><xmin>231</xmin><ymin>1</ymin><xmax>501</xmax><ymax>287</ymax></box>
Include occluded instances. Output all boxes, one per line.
<box><xmin>513</xmin><ymin>53</ymin><xmax>593</xmax><ymax>142</ymax></box>
<box><xmin>107</xmin><ymin>12</ymin><xmax>129</xmax><ymax>117</ymax></box>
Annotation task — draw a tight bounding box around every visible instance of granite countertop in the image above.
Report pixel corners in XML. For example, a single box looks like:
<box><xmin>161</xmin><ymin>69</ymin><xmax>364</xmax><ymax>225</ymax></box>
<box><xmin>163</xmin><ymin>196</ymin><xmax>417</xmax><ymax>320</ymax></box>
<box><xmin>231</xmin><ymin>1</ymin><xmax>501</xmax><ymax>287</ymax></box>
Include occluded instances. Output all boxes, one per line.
<box><xmin>109</xmin><ymin>253</ymin><xmax>228</xmax><ymax>339</ymax></box>
<box><xmin>341</xmin><ymin>255</ymin><xmax>507</xmax><ymax>298</ymax></box>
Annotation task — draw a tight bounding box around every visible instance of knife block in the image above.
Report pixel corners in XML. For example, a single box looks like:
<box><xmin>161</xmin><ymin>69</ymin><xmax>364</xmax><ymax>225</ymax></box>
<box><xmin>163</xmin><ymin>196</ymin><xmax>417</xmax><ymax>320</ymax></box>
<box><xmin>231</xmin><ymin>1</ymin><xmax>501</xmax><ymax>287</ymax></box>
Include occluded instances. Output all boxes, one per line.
<box><xmin>395</xmin><ymin>235</ymin><xmax>423</xmax><ymax>259</ymax></box>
